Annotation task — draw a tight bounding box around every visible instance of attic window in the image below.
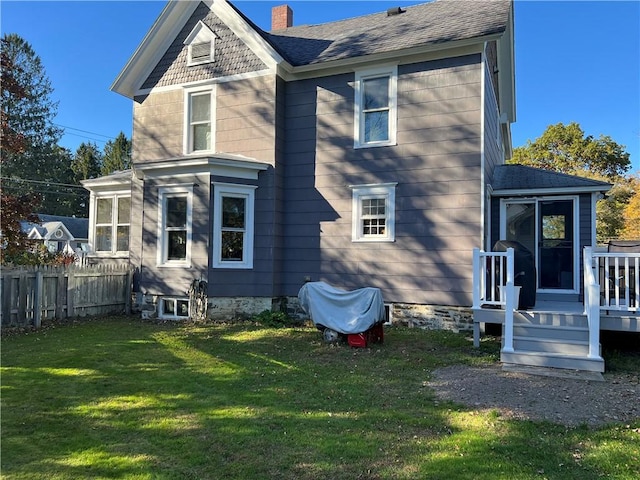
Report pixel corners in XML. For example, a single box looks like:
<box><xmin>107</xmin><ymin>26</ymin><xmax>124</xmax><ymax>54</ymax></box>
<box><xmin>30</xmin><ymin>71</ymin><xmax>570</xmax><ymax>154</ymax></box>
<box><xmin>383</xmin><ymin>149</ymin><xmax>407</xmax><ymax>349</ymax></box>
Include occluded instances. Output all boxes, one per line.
<box><xmin>184</xmin><ymin>21</ymin><xmax>216</xmax><ymax>66</ymax></box>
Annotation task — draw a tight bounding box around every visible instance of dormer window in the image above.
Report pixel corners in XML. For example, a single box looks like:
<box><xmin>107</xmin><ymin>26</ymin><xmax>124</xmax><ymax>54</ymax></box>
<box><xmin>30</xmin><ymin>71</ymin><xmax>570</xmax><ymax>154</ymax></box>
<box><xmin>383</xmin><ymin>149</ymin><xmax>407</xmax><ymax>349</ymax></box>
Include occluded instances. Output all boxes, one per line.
<box><xmin>184</xmin><ymin>21</ymin><xmax>216</xmax><ymax>66</ymax></box>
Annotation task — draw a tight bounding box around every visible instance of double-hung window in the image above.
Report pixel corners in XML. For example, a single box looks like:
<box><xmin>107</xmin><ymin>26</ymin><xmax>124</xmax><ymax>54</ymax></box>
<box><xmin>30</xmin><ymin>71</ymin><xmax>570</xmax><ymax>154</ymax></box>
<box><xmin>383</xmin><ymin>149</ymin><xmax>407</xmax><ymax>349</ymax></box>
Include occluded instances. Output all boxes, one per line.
<box><xmin>351</xmin><ymin>183</ymin><xmax>397</xmax><ymax>242</ymax></box>
<box><xmin>212</xmin><ymin>183</ymin><xmax>256</xmax><ymax>269</ymax></box>
<box><xmin>184</xmin><ymin>87</ymin><xmax>214</xmax><ymax>154</ymax></box>
<box><xmin>93</xmin><ymin>194</ymin><xmax>130</xmax><ymax>254</ymax></box>
<box><xmin>158</xmin><ymin>186</ymin><xmax>192</xmax><ymax>266</ymax></box>
<box><xmin>355</xmin><ymin>66</ymin><xmax>398</xmax><ymax>148</ymax></box>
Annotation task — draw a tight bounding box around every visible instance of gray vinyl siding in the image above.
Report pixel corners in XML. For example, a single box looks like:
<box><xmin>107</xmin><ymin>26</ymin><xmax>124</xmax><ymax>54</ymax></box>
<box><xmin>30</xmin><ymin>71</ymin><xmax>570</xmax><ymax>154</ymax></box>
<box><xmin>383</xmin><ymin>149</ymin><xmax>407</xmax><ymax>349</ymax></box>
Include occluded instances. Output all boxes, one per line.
<box><xmin>208</xmin><ymin>174</ymin><xmax>276</xmax><ymax>298</ymax></box>
<box><xmin>133</xmin><ymin>75</ymin><xmax>277</xmax><ymax>163</ymax></box>
<box><xmin>281</xmin><ymin>55</ymin><xmax>483</xmax><ymax>307</ymax></box>
<box><xmin>138</xmin><ymin>175</ymin><xmax>210</xmax><ymax>296</ymax></box>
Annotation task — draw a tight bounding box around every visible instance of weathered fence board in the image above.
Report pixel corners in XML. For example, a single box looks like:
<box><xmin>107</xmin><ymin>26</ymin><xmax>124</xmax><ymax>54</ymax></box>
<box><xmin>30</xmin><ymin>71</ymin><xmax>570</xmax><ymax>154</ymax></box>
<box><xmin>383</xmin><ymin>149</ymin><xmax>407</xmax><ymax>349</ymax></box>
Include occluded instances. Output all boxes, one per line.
<box><xmin>1</xmin><ymin>265</ymin><xmax>133</xmax><ymax>328</ymax></box>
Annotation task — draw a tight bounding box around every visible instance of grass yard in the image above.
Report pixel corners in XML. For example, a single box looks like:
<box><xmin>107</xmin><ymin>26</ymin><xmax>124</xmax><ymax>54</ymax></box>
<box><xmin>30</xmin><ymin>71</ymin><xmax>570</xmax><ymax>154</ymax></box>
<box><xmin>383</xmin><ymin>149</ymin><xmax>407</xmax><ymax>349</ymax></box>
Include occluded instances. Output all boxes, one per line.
<box><xmin>1</xmin><ymin>317</ymin><xmax>638</xmax><ymax>479</ymax></box>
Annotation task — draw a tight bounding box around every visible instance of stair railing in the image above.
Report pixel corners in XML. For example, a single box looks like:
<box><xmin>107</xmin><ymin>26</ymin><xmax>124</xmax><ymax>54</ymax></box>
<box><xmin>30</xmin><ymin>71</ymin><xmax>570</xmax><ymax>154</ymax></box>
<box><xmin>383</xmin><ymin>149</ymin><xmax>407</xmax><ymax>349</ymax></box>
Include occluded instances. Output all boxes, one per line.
<box><xmin>583</xmin><ymin>247</ymin><xmax>601</xmax><ymax>359</ymax></box>
<box><xmin>472</xmin><ymin>247</ymin><xmax>516</xmax><ymax>352</ymax></box>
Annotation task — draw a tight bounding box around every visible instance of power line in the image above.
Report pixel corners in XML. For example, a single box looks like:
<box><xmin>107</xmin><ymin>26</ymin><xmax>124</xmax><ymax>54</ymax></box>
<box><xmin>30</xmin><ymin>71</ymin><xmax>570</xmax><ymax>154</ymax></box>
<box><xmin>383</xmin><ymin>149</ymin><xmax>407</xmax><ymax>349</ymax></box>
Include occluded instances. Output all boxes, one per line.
<box><xmin>62</xmin><ymin>131</ymin><xmax>109</xmax><ymax>144</ymax></box>
<box><xmin>53</xmin><ymin>123</ymin><xmax>116</xmax><ymax>140</ymax></box>
<box><xmin>1</xmin><ymin>176</ymin><xmax>87</xmax><ymax>189</ymax></box>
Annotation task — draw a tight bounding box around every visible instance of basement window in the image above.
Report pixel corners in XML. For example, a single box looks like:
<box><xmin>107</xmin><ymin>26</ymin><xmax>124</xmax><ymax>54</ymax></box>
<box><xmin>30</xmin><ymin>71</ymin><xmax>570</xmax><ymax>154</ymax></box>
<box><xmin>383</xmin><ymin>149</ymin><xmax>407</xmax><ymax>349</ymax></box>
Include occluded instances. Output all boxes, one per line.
<box><xmin>160</xmin><ymin>298</ymin><xmax>190</xmax><ymax>320</ymax></box>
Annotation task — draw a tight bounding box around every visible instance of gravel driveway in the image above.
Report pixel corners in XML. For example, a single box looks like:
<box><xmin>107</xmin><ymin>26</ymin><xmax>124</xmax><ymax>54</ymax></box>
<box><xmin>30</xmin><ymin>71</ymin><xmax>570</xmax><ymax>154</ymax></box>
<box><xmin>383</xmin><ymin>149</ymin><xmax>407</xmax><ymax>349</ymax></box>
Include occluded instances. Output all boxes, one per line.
<box><xmin>427</xmin><ymin>364</ymin><xmax>639</xmax><ymax>427</ymax></box>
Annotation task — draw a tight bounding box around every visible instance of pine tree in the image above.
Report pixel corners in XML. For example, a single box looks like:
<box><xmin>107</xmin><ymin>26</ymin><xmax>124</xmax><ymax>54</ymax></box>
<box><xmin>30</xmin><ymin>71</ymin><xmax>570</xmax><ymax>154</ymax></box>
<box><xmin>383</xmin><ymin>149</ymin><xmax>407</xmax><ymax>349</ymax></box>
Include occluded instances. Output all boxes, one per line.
<box><xmin>102</xmin><ymin>132</ymin><xmax>131</xmax><ymax>175</ymax></box>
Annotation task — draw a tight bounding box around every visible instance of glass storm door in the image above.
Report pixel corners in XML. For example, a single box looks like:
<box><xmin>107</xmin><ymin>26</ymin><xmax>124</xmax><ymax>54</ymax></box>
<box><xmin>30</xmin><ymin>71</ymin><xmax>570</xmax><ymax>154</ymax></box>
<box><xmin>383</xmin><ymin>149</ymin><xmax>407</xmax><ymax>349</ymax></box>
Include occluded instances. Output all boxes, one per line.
<box><xmin>538</xmin><ymin>200</ymin><xmax>575</xmax><ymax>290</ymax></box>
<box><xmin>502</xmin><ymin>198</ymin><xmax>577</xmax><ymax>292</ymax></box>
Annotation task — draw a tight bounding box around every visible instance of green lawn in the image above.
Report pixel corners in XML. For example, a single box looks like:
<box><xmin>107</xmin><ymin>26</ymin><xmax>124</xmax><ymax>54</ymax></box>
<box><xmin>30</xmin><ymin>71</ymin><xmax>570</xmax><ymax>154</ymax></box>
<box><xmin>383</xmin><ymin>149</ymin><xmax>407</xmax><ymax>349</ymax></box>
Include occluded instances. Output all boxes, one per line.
<box><xmin>1</xmin><ymin>317</ymin><xmax>638</xmax><ymax>479</ymax></box>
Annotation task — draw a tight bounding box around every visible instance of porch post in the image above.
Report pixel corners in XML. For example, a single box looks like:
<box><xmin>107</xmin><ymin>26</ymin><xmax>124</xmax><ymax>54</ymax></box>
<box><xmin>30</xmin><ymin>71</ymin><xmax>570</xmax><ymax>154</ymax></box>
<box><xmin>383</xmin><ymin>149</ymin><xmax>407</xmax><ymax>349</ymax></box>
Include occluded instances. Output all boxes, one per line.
<box><xmin>583</xmin><ymin>247</ymin><xmax>601</xmax><ymax>359</ymax></box>
<box><xmin>503</xmin><ymin>248</ymin><xmax>515</xmax><ymax>353</ymax></box>
<box><xmin>472</xmin><ymin>248</ymin><xmax>481</xmax><ymax>309</ymax></box>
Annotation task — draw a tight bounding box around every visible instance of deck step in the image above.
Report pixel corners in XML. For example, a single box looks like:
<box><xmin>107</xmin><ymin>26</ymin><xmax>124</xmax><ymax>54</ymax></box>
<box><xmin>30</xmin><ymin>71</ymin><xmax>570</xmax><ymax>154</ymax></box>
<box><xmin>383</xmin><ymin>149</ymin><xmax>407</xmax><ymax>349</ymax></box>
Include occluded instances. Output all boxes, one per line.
<box><xmin>514</xmin><ymin>311</ymin><xmax>588</xmax><ymax>328</ymax></box>
<box><xmin>512</xmin><ymin>336</ymin><xmax>590</xmax><ymax>356</ymax></box>
<box><xmin>501</xmin><ymin>351</ymin><xmax>604</xmax><ymax>372</ymax></box>
<box><xmin>512</xmin><ymin>323</ymin><xmax>588</xmax><ymax>342</ymax></box>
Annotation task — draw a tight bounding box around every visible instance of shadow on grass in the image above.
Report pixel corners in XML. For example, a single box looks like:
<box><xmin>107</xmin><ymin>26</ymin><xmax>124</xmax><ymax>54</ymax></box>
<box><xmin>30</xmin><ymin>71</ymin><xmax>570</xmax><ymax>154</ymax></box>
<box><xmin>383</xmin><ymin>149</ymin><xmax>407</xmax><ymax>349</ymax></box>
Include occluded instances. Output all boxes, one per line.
<box><xmin>1</xmin><ymin>318</ymin><xmax>637</xmax><ymax>479</ymax></box>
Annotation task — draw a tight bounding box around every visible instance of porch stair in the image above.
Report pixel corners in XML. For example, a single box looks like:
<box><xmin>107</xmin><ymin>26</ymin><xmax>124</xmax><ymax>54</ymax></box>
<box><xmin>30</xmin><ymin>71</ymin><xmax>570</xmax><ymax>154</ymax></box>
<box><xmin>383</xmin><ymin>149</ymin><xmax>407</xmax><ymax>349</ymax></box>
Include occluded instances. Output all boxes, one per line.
<box><xmin>500</xmin><ymin>311</ymin><xmax>604</xmax><ymax>373</ymax></box>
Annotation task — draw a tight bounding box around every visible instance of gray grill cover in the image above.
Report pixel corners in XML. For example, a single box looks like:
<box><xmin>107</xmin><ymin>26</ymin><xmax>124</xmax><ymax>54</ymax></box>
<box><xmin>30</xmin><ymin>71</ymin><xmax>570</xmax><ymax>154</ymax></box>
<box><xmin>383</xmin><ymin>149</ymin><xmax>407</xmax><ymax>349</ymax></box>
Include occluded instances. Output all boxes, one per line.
<box><xmin>298</xmin><ymin>282</ymin><xmax>385</xmax><ymax>334</ymax></box>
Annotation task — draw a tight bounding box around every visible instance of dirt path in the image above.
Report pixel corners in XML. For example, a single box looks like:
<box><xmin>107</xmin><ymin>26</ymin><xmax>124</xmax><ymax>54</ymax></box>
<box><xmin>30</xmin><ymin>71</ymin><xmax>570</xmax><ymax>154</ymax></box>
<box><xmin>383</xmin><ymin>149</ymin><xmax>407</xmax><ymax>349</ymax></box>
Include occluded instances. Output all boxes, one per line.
<box><xmin>427</xmin><ymin>364</ymin><xmax>639</xmax><ymax>427</ymax></box>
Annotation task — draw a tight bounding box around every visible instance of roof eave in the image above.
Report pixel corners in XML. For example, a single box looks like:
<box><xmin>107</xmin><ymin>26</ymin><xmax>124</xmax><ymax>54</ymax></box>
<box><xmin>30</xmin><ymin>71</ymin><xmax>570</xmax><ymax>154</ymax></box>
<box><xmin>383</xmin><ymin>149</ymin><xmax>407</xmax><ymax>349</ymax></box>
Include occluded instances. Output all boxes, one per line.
<box><xmin>496</xmin><ymin>1</ymin><xmax>516</xmax><ymax>123</ymax></box>
<box><xmin>492</xmin><ymin>185</ymin><xmax>612</xmax><ymax>197</ymax></box>
<box><xmin>111</xmin><ymin>1</ymin><xmax>204</xmax><ymax>99</ymax></box>
<box><xmin>279</xmin><ymin>34</ymin><xmax>498</xmax><ymax>81</ymax></box>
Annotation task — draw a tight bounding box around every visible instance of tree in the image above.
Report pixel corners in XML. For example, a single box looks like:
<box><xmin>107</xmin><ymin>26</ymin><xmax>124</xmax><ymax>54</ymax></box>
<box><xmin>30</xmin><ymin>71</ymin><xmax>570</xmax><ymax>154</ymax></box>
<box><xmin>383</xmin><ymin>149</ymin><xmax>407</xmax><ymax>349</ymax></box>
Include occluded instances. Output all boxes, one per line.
<box><xmin>102</xmin><ymin>132</ymin><xmax>131</xmax><ymax>175</ymax></box>
<box><xmin>619</xmin><ymin>175</ymin><xmax>640</xmax><ymax>240</ymax></box>
<box><xmin>509</xmin><ymin>122</ymin><xmax>633</xmax><ymax>240</ymax></box>
<box><xmin>510</xmin><ymin>122</ymin><xmax>631</xmax><ymax>180</ymax></box>
<box><xmin>1</xmin><ymin>34</ymin><xmax>87</xmax><ymax>218</ymax></box>
<box><xmin>71</xmin><ymin>142</ymin><xmax>103</xmax><ymax>181</ymax></box>
<box><xmin>1</xmin><ymin>34</ymin><xmax>42</xmax><ymax>264</ymax></box>
<box><xmin>1</xmin><ymin>34</ymin><xmax>63</xmax><ymax>176</ymax></box>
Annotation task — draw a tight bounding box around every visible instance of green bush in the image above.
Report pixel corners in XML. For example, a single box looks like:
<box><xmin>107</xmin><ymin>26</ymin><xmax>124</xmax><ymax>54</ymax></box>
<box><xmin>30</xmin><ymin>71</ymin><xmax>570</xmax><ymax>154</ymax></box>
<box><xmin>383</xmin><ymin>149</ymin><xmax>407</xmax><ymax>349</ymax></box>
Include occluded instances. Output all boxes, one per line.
<box><xmin>252</xmin><ymin>309</ymin><xmax>294</xmax><ymax>328</ymax></box>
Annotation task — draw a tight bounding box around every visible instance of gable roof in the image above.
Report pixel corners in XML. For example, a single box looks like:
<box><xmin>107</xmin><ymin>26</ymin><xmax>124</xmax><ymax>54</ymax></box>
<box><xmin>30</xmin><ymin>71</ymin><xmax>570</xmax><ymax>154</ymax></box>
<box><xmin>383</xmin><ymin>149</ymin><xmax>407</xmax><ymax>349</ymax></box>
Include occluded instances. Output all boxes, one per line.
<box><xmin>492</xmin><ymin>164</ymin><xmax>612</xmax><ymax>195</ymax></box>
<box><xmin>36</xmin><ymin>215</ymin><xmax>89</xmax><ymax>240</ymax></box>
<box><xmin>264</xmin><ymin>0</ymin><xmax>511</xmax><ymax>67</ymax></box>
<box><xmin>112</xmin><ymin>0</ymin><xmax>515</xmax><ymax>120</ymax></box>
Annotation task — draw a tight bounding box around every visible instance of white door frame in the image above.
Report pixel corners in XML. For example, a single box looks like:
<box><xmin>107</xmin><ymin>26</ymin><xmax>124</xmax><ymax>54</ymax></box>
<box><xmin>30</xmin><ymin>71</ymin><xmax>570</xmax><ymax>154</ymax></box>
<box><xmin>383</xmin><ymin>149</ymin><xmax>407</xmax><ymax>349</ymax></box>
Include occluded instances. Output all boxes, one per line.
<box><xmin>500</xmin><ymin>196</ymin><xmax>579</xmax><ymax>294</ymax></box>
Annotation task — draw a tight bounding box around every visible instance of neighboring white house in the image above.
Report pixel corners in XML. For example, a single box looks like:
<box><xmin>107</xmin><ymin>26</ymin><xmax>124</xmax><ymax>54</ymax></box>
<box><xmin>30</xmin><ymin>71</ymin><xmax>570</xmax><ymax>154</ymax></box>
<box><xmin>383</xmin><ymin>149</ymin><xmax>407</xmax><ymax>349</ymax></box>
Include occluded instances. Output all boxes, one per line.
<box><xmin>21</xmin><ymin>214</ymin><xmax>89</xmax><ymax>254</ymax></box>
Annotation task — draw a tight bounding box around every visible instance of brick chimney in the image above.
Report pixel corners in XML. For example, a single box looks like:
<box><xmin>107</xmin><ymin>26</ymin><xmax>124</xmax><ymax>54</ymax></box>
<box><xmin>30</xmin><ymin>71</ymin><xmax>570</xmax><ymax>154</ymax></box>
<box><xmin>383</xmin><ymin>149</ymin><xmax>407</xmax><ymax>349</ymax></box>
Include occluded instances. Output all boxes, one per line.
<box><xmin>271</xmin><ymin>5</ymin><xmax>293</xmax><ymax>30</ymax></box>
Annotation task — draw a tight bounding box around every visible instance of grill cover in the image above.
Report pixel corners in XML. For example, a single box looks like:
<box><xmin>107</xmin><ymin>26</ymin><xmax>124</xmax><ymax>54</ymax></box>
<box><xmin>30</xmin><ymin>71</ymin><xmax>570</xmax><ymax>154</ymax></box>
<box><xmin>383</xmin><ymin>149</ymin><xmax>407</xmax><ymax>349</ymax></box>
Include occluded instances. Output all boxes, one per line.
<box><xmin>298</xmin><ymin>282</ymin><xmax>385</xmax><ymax>334</ymax></box>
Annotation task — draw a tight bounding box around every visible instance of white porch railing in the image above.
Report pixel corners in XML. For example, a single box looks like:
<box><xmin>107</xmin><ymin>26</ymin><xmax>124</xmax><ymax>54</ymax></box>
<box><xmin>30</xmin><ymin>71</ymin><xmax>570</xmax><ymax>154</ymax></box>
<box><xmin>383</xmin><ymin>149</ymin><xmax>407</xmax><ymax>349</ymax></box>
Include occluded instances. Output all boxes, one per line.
<box><xmin>474</xmin><ymin>246</ymin><xmax>638</xmax><ymax>358</ymax></box>
<box><xmin>472</xmin><ymin>247</ymin><xmax>516</xmax><ymax>352</ymax></box>
<box><xmin>583</xmin><ymin>247</ymin><xmax>601</xmax><ymax>359</ymax></box>
<box><xmin>591</xmin><ymin>249</ymin><xmax>640</xmax><ymax>313</ymax></box>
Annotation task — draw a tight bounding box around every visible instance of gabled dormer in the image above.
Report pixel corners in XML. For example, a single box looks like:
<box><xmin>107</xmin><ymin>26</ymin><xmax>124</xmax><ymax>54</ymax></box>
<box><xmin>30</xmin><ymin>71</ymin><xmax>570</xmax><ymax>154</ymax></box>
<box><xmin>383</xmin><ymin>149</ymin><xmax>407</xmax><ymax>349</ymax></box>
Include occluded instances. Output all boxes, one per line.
<box><xmin>184</xmin><ymin>20</ymin><xmax>217</xmax><ymax>66</ymax></box>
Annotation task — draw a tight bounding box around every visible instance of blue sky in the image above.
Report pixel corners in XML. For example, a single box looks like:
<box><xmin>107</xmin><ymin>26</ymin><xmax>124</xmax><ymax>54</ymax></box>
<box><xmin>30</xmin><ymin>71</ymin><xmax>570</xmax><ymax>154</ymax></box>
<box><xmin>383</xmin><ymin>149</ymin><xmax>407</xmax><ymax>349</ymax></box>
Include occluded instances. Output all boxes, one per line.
<box><xmin>2</xmin><ymin>0</ymin><xmax>639</xmax><ymax>173</ymax></box>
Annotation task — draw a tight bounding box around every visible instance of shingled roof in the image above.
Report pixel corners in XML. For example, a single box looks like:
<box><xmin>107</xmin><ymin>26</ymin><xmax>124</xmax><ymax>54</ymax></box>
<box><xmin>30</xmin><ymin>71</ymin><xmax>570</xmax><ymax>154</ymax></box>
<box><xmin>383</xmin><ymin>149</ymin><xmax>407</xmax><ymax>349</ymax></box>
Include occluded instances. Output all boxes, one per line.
<box><xmin>263</xmin><ymin>0</ymin><xmax>512</xmax><ymax>66</ymax></box>
<box><xmin>493</xmin><ymin>164</ymin><xmax>612</xmax><ymax>194</ymax></box>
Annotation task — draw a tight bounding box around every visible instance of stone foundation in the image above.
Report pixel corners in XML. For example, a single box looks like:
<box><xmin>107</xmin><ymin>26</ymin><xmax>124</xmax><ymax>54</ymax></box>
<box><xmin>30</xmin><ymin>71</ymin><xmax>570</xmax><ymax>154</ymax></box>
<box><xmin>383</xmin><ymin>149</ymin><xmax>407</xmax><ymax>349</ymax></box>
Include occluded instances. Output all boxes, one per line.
<box><xmin>207</xmin><ymin>297</ymin><xmax>273</xmax><ymax>321</ymax></box>
<box><xmin>137</xmin><ymin>293</ymin><xmax>472</xmax><ymax>331</ymax></box>
<box><xmin>391</xmin><ymin>303</ymin><xmax>473</xmax><ymax>332</ymax></box>
<box><xmin>137</xmin><ymin>294</ymin><xmax>272</xmax><ymax>321</ymax></box>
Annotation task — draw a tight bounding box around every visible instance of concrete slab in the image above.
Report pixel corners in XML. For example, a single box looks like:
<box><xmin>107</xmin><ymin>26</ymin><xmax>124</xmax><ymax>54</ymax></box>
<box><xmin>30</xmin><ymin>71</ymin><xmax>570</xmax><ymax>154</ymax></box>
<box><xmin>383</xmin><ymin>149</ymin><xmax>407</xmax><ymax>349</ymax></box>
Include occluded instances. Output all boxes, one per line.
<box><xmin>502</xmin><ymin>363</ymin><xmax>605</xmax><ymax>382</ymax></box>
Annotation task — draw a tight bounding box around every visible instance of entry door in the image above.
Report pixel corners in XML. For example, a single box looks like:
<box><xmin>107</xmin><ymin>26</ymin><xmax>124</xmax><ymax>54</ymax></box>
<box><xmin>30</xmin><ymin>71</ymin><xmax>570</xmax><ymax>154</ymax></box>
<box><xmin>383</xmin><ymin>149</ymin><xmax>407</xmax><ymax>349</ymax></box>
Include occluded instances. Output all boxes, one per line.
<box><xmin>539</xmin><ymin>200</ymin><xmax>575</xmax><ymax>290</ymax></box>
<box><xmin>502</xmin><ymin>198</ymin><xmax>577</xmax><ymax>292</ymax></box>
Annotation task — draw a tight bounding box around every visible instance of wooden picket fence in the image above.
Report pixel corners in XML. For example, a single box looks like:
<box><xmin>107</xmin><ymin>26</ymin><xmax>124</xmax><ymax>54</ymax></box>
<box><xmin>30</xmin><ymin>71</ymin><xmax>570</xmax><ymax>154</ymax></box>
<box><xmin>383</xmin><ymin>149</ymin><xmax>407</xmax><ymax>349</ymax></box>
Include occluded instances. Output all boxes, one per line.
<box><xmin>1</xmin><ymin>264</ymin><xmax>133</xmax><ymax>328</ymax></box>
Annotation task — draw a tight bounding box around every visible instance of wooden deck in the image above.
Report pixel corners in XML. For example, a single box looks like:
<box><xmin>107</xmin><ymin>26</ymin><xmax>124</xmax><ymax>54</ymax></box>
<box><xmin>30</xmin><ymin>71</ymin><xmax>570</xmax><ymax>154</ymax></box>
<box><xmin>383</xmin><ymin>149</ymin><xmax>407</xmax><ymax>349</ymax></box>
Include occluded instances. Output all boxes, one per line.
<box><xmin>475</xmin><ymin>300</ymin><xmax>640</xmax><ymax>333</ymax></box>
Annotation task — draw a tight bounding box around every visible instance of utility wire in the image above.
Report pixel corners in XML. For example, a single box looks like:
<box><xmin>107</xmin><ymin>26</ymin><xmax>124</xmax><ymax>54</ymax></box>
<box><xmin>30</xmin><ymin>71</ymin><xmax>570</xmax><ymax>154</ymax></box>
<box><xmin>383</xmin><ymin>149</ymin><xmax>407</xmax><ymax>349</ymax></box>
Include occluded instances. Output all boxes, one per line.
<box><xmin>1</xmin><ymin>176</ymin><xmax>87</xmax><ymax>189</ymax></box>
<box><xmin>53</xmin><ymin>123</ymin><xmax>116</xmax><ymax>140</ymax></box>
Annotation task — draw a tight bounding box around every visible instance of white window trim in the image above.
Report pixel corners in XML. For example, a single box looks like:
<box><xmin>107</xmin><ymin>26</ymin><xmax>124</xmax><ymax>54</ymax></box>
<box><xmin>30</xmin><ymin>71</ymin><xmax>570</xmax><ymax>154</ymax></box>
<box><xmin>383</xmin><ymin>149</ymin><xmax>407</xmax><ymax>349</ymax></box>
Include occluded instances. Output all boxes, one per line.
<box><xmin>157</xmin><ymin>185</ymin><xmax>193</xmax><ymax>268</ymax></box>
<box><xmin>354</xmin><ymin>66</ymin><xmax>398</xmax><ymax>149</ymax></box>
<box><xmin>184</xmin><ymin>20</ymin><xmax>216</xmax><ymax>66</ymax></box>
<box><xmin>183</xmin><ymin>85</ymin><xmax>216</xmax><ymax>155</ymax></box>
<box><xmin>350</xmin><ymin>183</ymin><xmax>397</xmax><ymax>242</ymax></box>
<box><xmin>158</xmin><ymin>297</ymin><xmax>190</xmax><ymax>320</ymax></box>
<box><xmin>88</xmin><ymin>191</ymin><xmax>131</xmax><ymax>257</ymax></box>
<box><xmin>212</xmin><ymin>182</ymin><xmax>257</xmax><ymax>269</ymax></box>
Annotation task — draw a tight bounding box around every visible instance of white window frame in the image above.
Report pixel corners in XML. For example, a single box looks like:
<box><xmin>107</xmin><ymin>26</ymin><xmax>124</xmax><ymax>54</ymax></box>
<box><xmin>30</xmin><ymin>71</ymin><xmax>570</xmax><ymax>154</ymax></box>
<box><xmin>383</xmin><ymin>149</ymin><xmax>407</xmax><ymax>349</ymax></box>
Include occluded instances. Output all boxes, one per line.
<box><xmin>212</xmin><ymin>183</ymin><xmax>257</xmax><ymax>269</ymax></box>
<box><xmin>159</xmin><ymin>297</ymin><xmax>190</xmax><ymax>320</ymax></box>
<box><xmin>350</xmin><ymin>183</ymin><xmax>397</xmax><ymax>242</ymax></box>
<box><xmin>89</xmin><ymin>192</ymin><xmax>131</xmax><ymax>256</ymax></box>
<box><xmin>157</xmin><ymin>185</ymin><xmax>193</xmax><ymax>267</ymax></box>
<box><xmin>184</xmin><ymin>20</ymin><xmax>216</xmax><ymax>66</ymax></box>
<box><xmin>183</xmin><ymin>85</ymin><xmax>215</xmax><ymax>155</ymax></box>
<box><xmin>354</xmin><ymin>66</ymin><xmax>398</xmax><ymax>149</ymax></box>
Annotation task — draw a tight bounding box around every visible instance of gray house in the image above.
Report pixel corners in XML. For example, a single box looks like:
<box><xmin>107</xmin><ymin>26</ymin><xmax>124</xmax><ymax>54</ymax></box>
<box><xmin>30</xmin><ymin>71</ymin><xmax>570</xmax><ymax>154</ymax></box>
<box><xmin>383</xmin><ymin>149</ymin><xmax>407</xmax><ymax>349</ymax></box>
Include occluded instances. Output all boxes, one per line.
<box><xmin>84</xmin><ymin>0</ymin><xmax>637</xmax><ymax>372</ymax></box>
<box><xmin>21</xmin><ymin>214</ymin><xmax>89</xmax><ymax>254</ymax></box>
